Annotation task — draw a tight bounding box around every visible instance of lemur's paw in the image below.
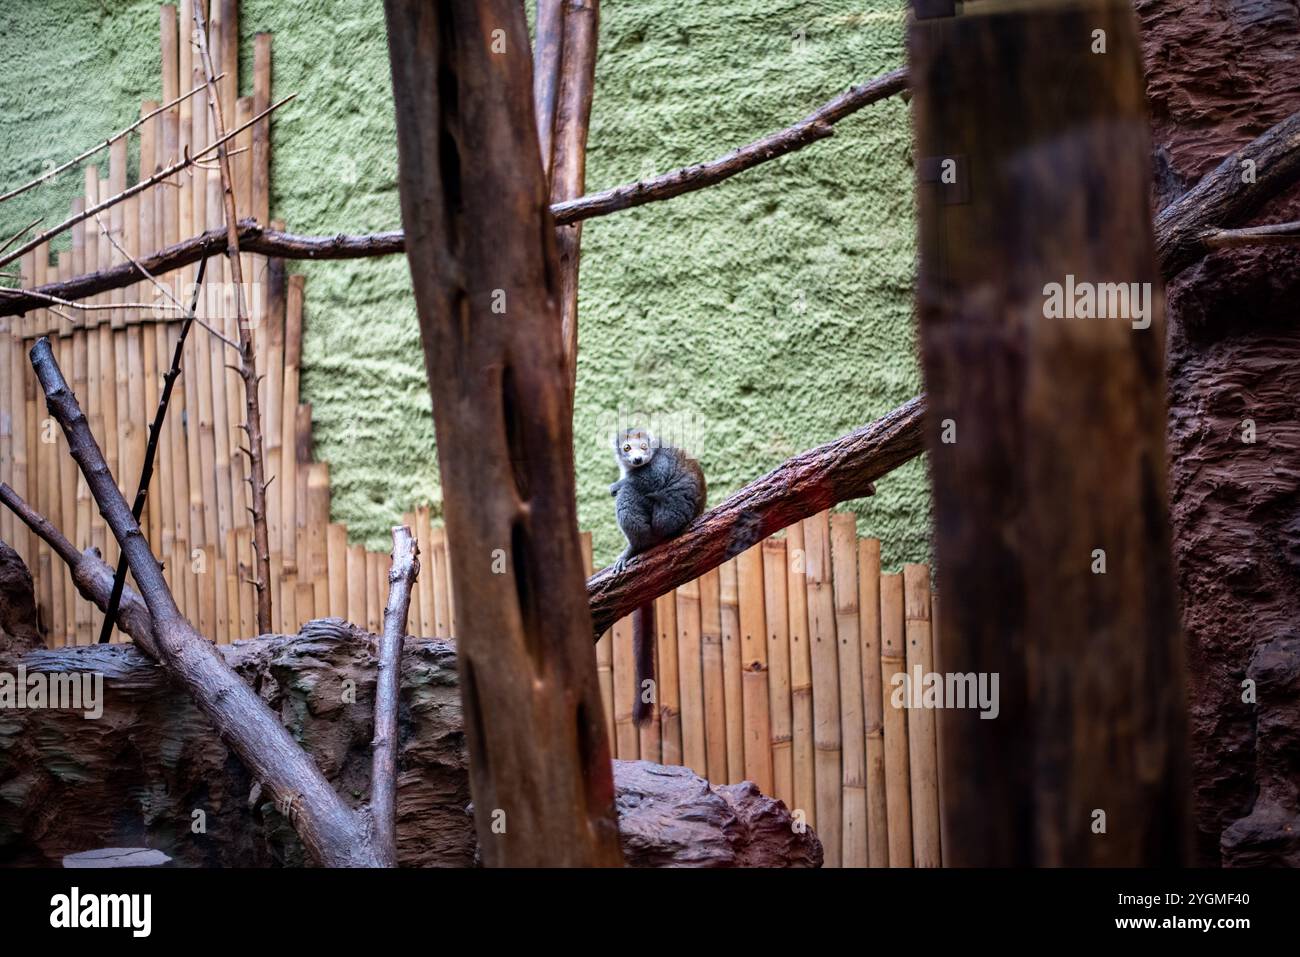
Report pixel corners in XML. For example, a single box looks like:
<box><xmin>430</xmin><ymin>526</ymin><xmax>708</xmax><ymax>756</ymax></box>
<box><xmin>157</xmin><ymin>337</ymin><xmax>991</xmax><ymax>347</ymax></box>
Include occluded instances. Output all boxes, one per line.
<box><xmin>612</xmin><ymin>557</ymin><xmax>628</xmax><ymax>574</ymax></box>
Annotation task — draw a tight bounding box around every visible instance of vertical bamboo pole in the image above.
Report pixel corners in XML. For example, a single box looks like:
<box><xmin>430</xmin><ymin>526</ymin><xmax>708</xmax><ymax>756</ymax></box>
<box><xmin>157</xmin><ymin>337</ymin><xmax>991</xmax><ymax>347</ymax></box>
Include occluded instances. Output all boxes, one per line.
<box><xmin>327</xmin><ymin>523</ymin><xmax>349</xmax><ymax>619</ymax></box>
<box><xmin>698</xmin><ymin>565</ymin><xmax>727</xmax><ymax>782</ymax></box>
<box><xmin>236</xmin><ymin>526</ymin><xmax>256</xmax><ymax>637</ymax></box>
<box><xmin>880</xmin><ymin>571</ymin><xmax>912</xmax><ymax>867</ymax></box>
<box><xmin>32</xmin><ymin>245</ymin><xmax>54</xmax><ymax>639</ymax></box>
<box><xmin>591</xmin><ymin>539</ymin><xmax>615</xmax><ymax>751</ymax></box>
<box><xmin>655</xmin><ymin>581</ymin><xmax>680</xmax><ymax>765</ymax></box>
<box><xmin>280</xmin><ymin>275</ymin><xmax>303</xmax><ymax>576</ymax></box>
<box><xmin>206</xmin><ymin>169</ymin><xmax>235</xmax><ymax>547</ymax></box>
<box><xmin>639</xmin><ymin>591</ymin><xmax>664</xmax><ymax>763</ymax></box>
<box><xmin>931</xmin><ymin>588</ymin><xmax>950</xmax><ymax>867</ymax></box>
<box><xmin>415</xmin><ymin>507</ymin><xmax>435</xmax><ymax>636</ymax></box>
<box><xmin>430</xmin><ymin>524</ymin><xmax>449</xmax><ymax>635</ymax></box>
<box><xmin>804</xmin><ymin>511</ymin><xmax>841</xmax><ymax>865</ymax></box>
<box><xmin>762</xmin><ymin>537</ymin><xmax>793</xmax><ymax>808</ymax></box>
<box><xmin>139</xmin><ymin>103</ymin><xmax>163</xmax><ymax>558</ymax></box>
<box><xmin>675</xmin><ymin>577</ymin><xmax>703</xmax><ymax>774</ymax></box>
<box><xmin>57</xmin><ymin>255</ymin><xmax>77</xmax><ymax>644</ymax></box>
<box><xmin>347</xmin><ymin>543</ymin><xmax>367</xmax><ymax>629</ymax></box>
<box><xmin>612</xmin><ymin>612</ymin><xmax>639</xmax><ymax>760</ymax></box>
<box><xmin>787</xmin><ymin>518</ymin><xmax>816</xmax><ymax>826</ymax></box>
<box><xmin>366</xmin><ymin>551</ymin><xmax>382</xmax><ymax>634</ymax></box>
<box><xmin>903</xmin><ymin>563</ymin><xmax>941</xmax><ymax>867</ymax></box>
<box><xmin>719</xmin><ymin>557</ymin><xmax>744</xmax><ymax>781</ymax></box>
<box><xmin>81</xmin><ymin>171</ymin><xmax>106</xmax><ymax>574</ymax></box>
<box><xmin>737</xmin><ymin>543</ymin><xmax>773</xmax><ymax>794</ymax></box>
<box><xmin>216</xmin><ymin>530</ymin><xmax>232</xmax><ymax>643</ymax></box>
<box><xmin>69</xmin><ymin>203</ymin><xmax>91</xmax><ymax>644</ymax></box>
<box><xmin>859</xmin><ymin>537</ymin><xmax>888</xmax><ymax>866</ymax></box>
<box><xmin>830</xmin><ymin>514</ymin><xmax>867</xmax><ymax>867</ymax></box>
<box><xmin>307</xmin><ymin>464</ymin><xmax>330</xmax><ymax>614</ymax></box>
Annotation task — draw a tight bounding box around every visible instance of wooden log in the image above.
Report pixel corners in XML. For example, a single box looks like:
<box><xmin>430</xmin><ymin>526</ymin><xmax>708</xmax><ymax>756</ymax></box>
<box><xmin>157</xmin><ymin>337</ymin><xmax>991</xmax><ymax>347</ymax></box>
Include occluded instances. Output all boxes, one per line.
<box><xmin>719</xmin><ymin>557</ymin><xmax>745</xmax><ymax>781</ymax></box>
<box><xmin>0</xmin><ymin>627</ymin><xmax>821</xmax><ymax>868</ymax></box>
<box><xmin>804</xmin><ymin>511</ymin><xmax>841</xmax><ymax>866</ymax></box>
<box><xmin>910</xmin><ymin>0</ymin><xmax>1188</xmax><ymax>865</ymax></box>
<box><xmin>831</xmin><ymin>514</ymin><xmax>867</xmax><ymax>867</ymax></box>
<box><xmin>879</xmin><ymin>571</ymin><xmax>911</xmax><ymax>867</ymax></box>
<box><xmin>859</xmin><ymin>537</ymin><xmax>888</xmax><ymax>867</ymax></box>
<box><xmin>786</xmin><ymin>518</ymin><xmax>815</xmax><ymax>826</ymax></box>
<box><xmin>698</xmin><ymin>565</ymin><xmax>727</xmax><ymax>783</ymax></box>
<box><xmin>902</xmin><ymin>563</ymin><xmax>940</xmax><ymax>867</ymax></box>
<box><xmin>675</xmin><ymin>576</ymin><xmax>704</xmax><ymax>775</ymax></box>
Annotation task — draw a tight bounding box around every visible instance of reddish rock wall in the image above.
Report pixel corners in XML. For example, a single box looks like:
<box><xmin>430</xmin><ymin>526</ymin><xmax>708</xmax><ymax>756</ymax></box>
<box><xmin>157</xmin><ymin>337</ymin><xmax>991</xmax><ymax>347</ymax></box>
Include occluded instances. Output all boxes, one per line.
<box><xmin>1137</xmin><ymin>0</ymin><xmax>1300</xmax><ymax>865</ymax></box>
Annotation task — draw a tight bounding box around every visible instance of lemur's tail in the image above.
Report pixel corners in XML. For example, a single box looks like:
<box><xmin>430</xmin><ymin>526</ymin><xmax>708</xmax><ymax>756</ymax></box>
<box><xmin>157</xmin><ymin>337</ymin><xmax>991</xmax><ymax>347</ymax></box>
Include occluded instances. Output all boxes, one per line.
<box><xmin>631</xmin><ymin>602</ymin><xmax>656</xmax><ymax>726</ymax></box>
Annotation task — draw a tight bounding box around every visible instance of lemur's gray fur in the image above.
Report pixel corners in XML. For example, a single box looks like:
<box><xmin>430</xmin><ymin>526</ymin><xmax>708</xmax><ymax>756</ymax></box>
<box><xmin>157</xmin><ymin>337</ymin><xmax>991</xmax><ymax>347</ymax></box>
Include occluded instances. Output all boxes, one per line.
<box><xmin>611</xmin><ymin>427</ymin><xmax>706</xmax><ymax>724</ymax></box>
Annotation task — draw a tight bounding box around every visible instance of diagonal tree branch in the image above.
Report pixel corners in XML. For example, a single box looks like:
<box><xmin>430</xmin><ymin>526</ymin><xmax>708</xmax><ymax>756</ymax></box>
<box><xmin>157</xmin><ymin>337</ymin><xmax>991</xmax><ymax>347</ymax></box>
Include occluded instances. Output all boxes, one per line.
<box><xmin>1200</xmin><ymin>219</ymin><xmax>1300</xmax><ymax>249</ymax></box>
<box><xmin>370</xmin><ymin>524</ymin><xmax>419</xmax><ymax>868</ymax></box>
<box><xmin>1156</xmin><ymin>110</ymin><xmax>1300</xmax><ymax>278</ymax></box>
<box><xmin>551</xmin><ymin>66</ymin><xmax>908</xmax><ymax>227</ymax></box>
<box><xmin>0</xmin><ymin>482</ymin><xmax>156</xmax><ymax>657</ymax></box>
<box><xmin>26</xmin><ymin>336</ymin><xmax>379</xmax><ymax>866</ymax></box>
<box><xmin>586</xmin><ymin>395</ymin><xmax>927</xmax><ymax>636</ymax></box>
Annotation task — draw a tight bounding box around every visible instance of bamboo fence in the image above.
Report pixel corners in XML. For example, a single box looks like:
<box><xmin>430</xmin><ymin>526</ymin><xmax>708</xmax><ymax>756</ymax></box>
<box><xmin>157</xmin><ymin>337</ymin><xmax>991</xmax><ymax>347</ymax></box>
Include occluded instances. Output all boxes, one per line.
<box><xmin>0</xmin><ymin>2</ymin><xmax>946</xmax><ymax>868</ymax></box>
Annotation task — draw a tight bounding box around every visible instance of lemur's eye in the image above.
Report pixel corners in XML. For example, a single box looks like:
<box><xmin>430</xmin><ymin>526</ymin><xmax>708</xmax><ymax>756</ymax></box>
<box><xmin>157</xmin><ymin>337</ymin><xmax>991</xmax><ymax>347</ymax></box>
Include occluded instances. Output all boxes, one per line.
<box><xmin>624</xmin><ymin>444</ymin><xmax>631</xmax><ymax>452</ymax></box>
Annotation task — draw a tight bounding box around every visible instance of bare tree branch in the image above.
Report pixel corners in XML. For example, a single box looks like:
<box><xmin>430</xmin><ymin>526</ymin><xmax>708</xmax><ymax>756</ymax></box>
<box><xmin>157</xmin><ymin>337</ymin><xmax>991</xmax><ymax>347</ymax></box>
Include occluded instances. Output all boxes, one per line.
<box><xmin>0</xmin><ymin>482</ymin><xmax>155</xmax><ymax>657</ymax></box>
<box><xmin>193</xmin><ymin>0</ymin><xmax>273</xmax><ymax>635</ymax></box>
<box><xmin>1201</xmin><ymin>219</ymin><xmax>1300</xmax><ymax>249</ymax></box>
<box><xmin>532</xmin><ymin>0</ymin><xmax>566</xmax><ymax>181</ymax></box>
<box><xmin>586</xmin><ymin>395</ymin><xmax>926</xmax><ymax>636</ymax></box>
<box><xmin>550</xmin><ymin>66</ymin><xmax>909</xmax><ymax>226</ymax></box>
<box><xmin>26</xmin><ymin>336</ymin><xmax>379</xmax><ymax>866</ymax></box>
<box><xmin>1156</xmin><ymin>110</ymin><xmax>1300</xmax><ymax>278</ymax></box>
<box><xmin>370</xmin><ymin>524</ymin><xmax>419</xmax><ymax>867</ymax></box>
<box><xmin>0</xmin><ymin>76</ymin><xmax>220</xmax><ymax>206</ymax></box>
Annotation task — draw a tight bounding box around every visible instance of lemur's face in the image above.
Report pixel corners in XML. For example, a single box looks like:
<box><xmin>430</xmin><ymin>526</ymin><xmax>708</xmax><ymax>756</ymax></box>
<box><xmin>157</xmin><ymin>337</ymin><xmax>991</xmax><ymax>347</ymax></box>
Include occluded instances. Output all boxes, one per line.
<box><xmin>614</xmin><ymin>428</ymin><xmax>658</xmax><ymax>469</ymax></box>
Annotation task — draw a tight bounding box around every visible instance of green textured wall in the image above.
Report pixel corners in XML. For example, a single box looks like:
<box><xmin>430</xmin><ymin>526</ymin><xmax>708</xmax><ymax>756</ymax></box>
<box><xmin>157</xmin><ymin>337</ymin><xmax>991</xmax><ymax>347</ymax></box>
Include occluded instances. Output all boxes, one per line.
<box><xmin>0</xmin><ymin>0</ymin><xmax>929</xmax><ymax>569</ymax></box>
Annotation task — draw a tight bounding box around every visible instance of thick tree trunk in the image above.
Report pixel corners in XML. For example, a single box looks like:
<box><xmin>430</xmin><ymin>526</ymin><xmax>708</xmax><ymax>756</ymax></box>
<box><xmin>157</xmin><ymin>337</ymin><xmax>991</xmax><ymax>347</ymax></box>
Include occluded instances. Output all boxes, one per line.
<box><xmin>909</xmin><ymin>0</ymin><xmax>1189</xmax><ymax>865</ymax></box>
<box><xmin>384</xmin><ymin>0</ymin><xmax>622</xmax><ymax>867</ymax></box>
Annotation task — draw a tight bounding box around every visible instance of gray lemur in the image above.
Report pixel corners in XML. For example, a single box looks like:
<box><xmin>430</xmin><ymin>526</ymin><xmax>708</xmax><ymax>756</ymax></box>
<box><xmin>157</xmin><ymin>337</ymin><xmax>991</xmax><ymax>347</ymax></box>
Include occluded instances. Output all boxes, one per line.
<box><xmin>610</xmin><ymin>427</ymin><xmax>707</xmax><ymax>725</ymax></box>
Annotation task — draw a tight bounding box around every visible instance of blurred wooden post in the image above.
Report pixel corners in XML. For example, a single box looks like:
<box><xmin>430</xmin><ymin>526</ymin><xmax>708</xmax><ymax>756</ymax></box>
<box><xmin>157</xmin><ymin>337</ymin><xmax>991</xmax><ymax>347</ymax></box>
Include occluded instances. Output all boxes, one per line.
<box><xmin>384</xmin><ymin>0</ymin><xmax>621</xmax><ymax>866</ymax></box>
<box><xmin>909</xmin><ymin>0</ymin><xmax>1189</xmax><ymax>865</ymax></box>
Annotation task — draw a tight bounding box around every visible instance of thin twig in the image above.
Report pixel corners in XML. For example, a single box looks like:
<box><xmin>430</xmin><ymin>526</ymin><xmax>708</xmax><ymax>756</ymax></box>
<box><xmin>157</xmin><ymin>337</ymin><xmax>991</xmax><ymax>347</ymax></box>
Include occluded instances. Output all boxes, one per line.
<box><xmin>193</xmin><ymin>0</ymin><xmax>273</xmax><ymax>634</ymax></box>
<box><xmin>1201</xmin><ymin>219</ymin><xmax>1300</xmax><ymax>249</ymax></box>
<box><xmin>97</xmin><ymin>256</ymin><xmax>209</xmax><ymax>644</ymax></box>
<box><xmin>0</xmin><ymin>93</ymin><xmax>296</xmax><ymax>272</ymax></box>
<box><xmin>371</xmin><ymin>525</ymin><xmax>419</xmax><ymax>867</ymax></box>
<box><xmin>0</xmin><ymin>217</ymin><xmax>41</xmax><ymax>256</ymax></box>
<box><xmin>0</xmin><ymin>76</ymin><xmax>222</xmax><ymax>206</ymax></box>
